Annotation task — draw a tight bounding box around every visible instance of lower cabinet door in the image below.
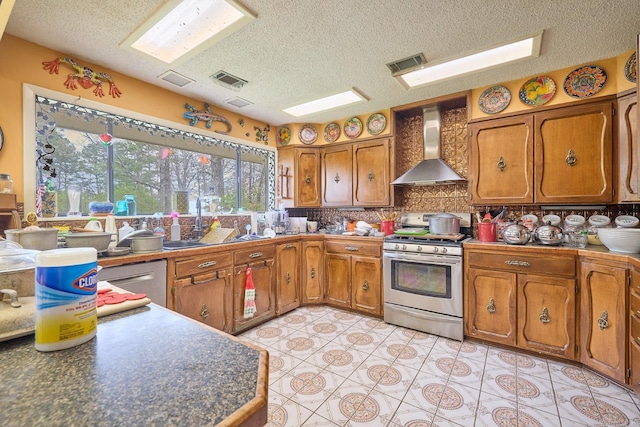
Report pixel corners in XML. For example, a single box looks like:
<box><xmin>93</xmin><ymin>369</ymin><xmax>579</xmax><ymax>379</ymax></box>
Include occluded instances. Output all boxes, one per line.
<box><xmin>302</xmin><ymin>241</ymin><xmax>324</xmax><ymax>304</ymax></box>
<box><xmin>276</xmin><ymin>242</ymin><xmax>300</xmax><ymax>315</ymax></box>
<box><xmin>517</xmin><ymin>274</ymin><xmax>576</xmax><ymax>359</ymax></box>
<box><xmin>174</xmin><ymin>270</ymin><xmax>233</xmax><ymax>333</ymax></box>
<box><xmin>351</xmin><ymin>256</ymin><xmax>381</xmax><ymax>315</ymax></box>
<box><xmin>324</xmin><ymin>253</ymin><xmax>351</xmax><ymax>309</ymax></box>
<box><xmin>233</xmin><ymin>259</ymin><xmax>276</xmax><ymax>333</ymax></box>
<box><xmin>466</xmin><ymin>268</ymin><xmax>517</xmax><ymax>346</ymax></box>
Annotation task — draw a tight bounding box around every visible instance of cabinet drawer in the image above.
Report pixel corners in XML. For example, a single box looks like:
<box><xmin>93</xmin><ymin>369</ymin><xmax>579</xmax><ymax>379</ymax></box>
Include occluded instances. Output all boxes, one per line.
<box><xmin>175</xmin><ymin>252</ymin><xmax>232</xmax><ymax>278</ymax></box>
<box><xmin>467</xmin><ymin>251</ymin><xmax>575</xmax><ymax>276</ymax></box>
<box><xmin>631</xmin><ymin>290</ymin><xmax>640</xmax><ymax>320</ymax></box>
<box><xmin>325</xmin><ymin>241</ymin><xmax>381</xmax><ymax>257</ymax></box>
<box><xmin>234</xmin><ymin>245</ymin><xmax>276</xmax><ymax>265</ymax></box>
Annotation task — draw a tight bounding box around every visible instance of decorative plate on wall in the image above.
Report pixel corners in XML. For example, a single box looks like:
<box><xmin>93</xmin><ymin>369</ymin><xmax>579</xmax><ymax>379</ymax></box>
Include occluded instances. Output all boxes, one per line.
<box><xmin>563</xmin><ymin>65</ymin><xmax>607</xmax><ymax>98</ymax></box>
<box><xmin>366</xmin><ymin>113</ymin><xmax>386</xmax><ymax>135</ymax></box>
<box><xmin>323</xmin><ymin>122</ymin><xmax>341</xmax><ymax>142</ymax></box>
<box><xmin>519</xmin><ymin>76</ymin><xmax>556</xmax><ymax>106</ymax></box>
<box><xmin>276</xmin><ymin>126</ymin><xmax>291</xmax><ymax>146</ymax></box>
<box><xmin>343</xmin><ymin>117</ymin><xmax>363</xmax><ymax>139</ymax></box>
<box><xmin>299</xmin><ymin>124</ymin><xmax>318</xmax><ymax>145</ymax></box>
<box><xmin>625</xmin><ymin>52</ymin><xmax>637</xmax><ymax>83</ymax></box>
<box><xmin>478</xmin><ymin>85</ymin><xmax>511</xmax><ymax>114</ymax></box>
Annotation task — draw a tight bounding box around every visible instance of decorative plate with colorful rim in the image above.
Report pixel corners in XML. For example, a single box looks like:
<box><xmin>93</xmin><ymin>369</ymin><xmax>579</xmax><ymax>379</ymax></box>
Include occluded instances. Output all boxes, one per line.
<box><xmin>298</xmin><ymin>124</ymin><xmax>318</xmax><ymax>145</ymax></box>
<box><xmin>563</xmin><ymin>65</ymin><xmax>607</xmax><ymax>98</ymax></box>
<box><xmin>323</xmin><ymin>122</ymin><xmax>341</xmax><ymax>142</ymax></box>
<box><xmin>625</xmin><ymin>52</ymin><xmax>637</xmax><ymax>83</ymax></box>
<box><xmin>276</xmin><ymin>126</ymin><xmax>291</xmax><ymax>146</ymax></box>
<box><xmin>519</xmin><ymin>76</ymin><xmax>556</xmax><ymax>106</ymax></box>
<box><xmin>343</xmin><ymin>117</ymin><xmax>363</xmax><ymax>139</ymax></box>
<box><xmin>366</xmin><ymin>113</ymin><xmax>386</xmax><ymax>135</ymax></box>
<box><xmin>478</xmin><ymin>85</ymin><xmax>511</xmax><ymax>114</ymax></box>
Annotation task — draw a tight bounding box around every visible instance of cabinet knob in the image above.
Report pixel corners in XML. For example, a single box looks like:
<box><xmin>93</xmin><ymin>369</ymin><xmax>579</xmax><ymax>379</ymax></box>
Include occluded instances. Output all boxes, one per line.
<box><xmin>597</xmin><ymin>311</ymin><xmax>609</xmax><ymax>330</ymax></box>
<box><xmin>565</xmin><ymin>149</ymin><xmax>577</xmax><ymax>167</ymax></box>
<box><xmin>497</xmin><ymin>156</ymin><xmax>506</xmax><ymax>171</ymax></box>
<box><xmin>362</xmin><ymin>280</ymin><xmax>369</xmax><ymax>291</ymax></box>
<box><xmin>310</xmin><ymin>267</ymin><xmax>316</xmax><ymax>279</ymax></box>
<box><xmin>368</xmin><ymin>170</ymin><xmax>374</xmax><ymax>181</ymax></box>
<box><xmin>487</xmin><ymin>298</ymin><xmax>496</xmax><ymax>314</ymax></box>
<box><xmin>334</xmin><ymin>173</ymin><xmax>341</xmax><ymax>183</ymax></box>
<box><xmin>286</xmin><ymin>272</ymin><xmax>291</xmax><ymax>284</ymax></box>
<box><xmin>200</xmin><ymin>304</ymin><xmax>209</xmax><ymax>319</ymax></box>
<box><xmin>306</xmin><ymin>174</ymin><xmax>312</xmax><ymax>184</ymax></box>
<box><xmin>539</xmin><ymin>307</ymin><xmax>550</xmax><ymax>324</ymax></box>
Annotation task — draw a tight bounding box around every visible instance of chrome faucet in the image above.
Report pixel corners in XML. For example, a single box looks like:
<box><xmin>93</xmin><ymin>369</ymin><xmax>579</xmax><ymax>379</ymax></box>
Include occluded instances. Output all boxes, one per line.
<box><xmin>193</xmin><ymin>197</ymin><xmax>203</xmax><ymax>240</ymax></box>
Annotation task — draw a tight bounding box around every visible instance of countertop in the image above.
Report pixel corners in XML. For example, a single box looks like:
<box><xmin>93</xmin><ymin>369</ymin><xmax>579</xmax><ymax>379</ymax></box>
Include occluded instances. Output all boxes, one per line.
<box><xmin>0</xmin><ymin>304</ymin><xmax>268</xmax><ymax>427</ymax></box>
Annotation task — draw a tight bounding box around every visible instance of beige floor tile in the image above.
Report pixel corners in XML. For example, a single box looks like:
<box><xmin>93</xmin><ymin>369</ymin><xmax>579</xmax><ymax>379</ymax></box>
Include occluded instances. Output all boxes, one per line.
<box><xmin>344</xmin><ymin>390</ymin><xmax>401</xmax><ymax>426</ymax></box>
<box><xmin>314</xmin><ymin>379</ymin><xmax>374</xmax><ymax>426</ymax></box>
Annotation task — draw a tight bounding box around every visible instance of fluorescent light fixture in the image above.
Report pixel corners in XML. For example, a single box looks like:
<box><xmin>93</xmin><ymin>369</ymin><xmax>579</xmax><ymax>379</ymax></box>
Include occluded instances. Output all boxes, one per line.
<box><xmin>398</xmin><ymin>31</ymin><xmax>543</xmax><ymax>89</ymax></box>
<box><xmin>121</xmin><ymin>0</ymin><xmax>255</xmax><ymax>65</ymax></box>
<box><xmin>283</xmin><ymin>89</ymin><xmax>367</xmax><ymax>117</ymax></box>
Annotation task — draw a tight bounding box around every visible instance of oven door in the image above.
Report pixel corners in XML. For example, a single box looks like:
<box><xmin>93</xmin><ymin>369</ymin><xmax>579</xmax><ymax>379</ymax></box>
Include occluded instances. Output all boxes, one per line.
<box><xmin>383</xmin><ymin>250</ymin><xmax>462</xmax><ymax>317</ymax></box>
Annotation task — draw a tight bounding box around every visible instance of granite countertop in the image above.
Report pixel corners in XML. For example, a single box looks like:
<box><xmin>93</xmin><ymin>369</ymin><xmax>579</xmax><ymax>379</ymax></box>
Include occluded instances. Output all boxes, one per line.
<box><xmin>0</xmin><ymin>304</ymin><xmax>268</xmax><ymax>427</ymax></box>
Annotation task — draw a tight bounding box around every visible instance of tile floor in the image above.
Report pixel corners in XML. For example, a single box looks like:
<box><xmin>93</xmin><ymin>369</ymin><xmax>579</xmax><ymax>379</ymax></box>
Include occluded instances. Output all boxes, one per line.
<box><xmin>238</xmin><ymin>305</ymin><xmax>640</xmax><ymax>427</ymax></box>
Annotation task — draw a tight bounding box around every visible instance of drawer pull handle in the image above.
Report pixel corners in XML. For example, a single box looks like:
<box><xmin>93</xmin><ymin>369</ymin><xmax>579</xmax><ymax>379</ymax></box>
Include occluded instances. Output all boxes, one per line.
<box><xmin>345</xmin><ymin>246</ymin><xmax>359</xmax><ymax>252</ymax></box>
<box><xmin>286</xmin><ymin>272</ymin><xmax>291</xmax><ymax>284</ymax></box>
<box><xmin>362</xmin><ymin>280</ymin><xmax>369</xmax><ymax>291</ymax></box>
<box><xmin>504</xmin><ymin>260</ymin><xmax>530</xmax><ymax>267</ymax></box>
<box><xmin>597</xmin><ymin>311</ymin><xmax>609</xmax><ymax>330</ymax></box>
<box><xmin>310</xmin><ymin>267</ymin><xmax>316</xmax><ymax>279</ymax></box>
<box><xmin>497</xmin><ymin>156</ymin><xmax>506</xmax><ymax>171</ymax></box>
<box><xmin>285</xmin><ymin>244</ymin><xmax>295</xmax><ymax>249</ymax></box>
<box><xmin>487</xmin><ymin>298</ymin><xmax>496</xmax><ymax>314</ymax></box>
<box><xmin>200</xmin><ymin>304</ymin><xmax>209</xmax><ymax>319</ymax></box>
<box><xmin>197</xmin><ymin>260</ymin><xmax>217</xmax><ymax>269</ymax></box>
<box><xmin>565</xmin><ymin>149</ymin><xmax>577</xmax><ymax>167</ymax></box>
<box><xmin>305</xmin><ymin>174</ymin><xmax>311</xmax><ymax>184</ymax></box>
<box><xmin>249</xmin><ymin>252</ymin><xmax>263</xmax><ymax>258</ymax></box>
<box><xmin>539</xmin><ymin>307</ymin><xmax>550</xmax><ymax>324</ymax></box>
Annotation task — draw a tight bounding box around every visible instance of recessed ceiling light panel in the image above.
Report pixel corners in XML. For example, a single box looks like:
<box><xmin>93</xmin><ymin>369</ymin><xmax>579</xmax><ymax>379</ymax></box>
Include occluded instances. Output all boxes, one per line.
<box><xmin>121</xmin><ymin>0</ymin><xmax>256</xmax><ymax>65</ymax></box>
<box><xmin>283</xmin><ymin>89</ymin><xmax>367</xmax><ymax>117</ymax></box>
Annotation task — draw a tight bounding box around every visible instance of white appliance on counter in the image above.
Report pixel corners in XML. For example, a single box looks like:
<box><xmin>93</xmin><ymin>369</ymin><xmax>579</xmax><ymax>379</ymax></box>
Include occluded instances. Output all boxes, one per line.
<box><xmin>383</xmin><ymin>212</ymin><xmax>471</xmax><ymax>341</ymax></box>
<box><xmin>97</xmin><ymin>260</ymin><xmax>167</xmax><ymax>307</ymax></box>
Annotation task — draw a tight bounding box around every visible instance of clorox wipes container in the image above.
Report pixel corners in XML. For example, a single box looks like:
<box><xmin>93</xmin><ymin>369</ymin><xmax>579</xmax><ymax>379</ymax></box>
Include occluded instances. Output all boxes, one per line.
<box><xmin>35</xmin><ymin>248</ymin><xmax>98</xmax><ymax>351</ymax></box>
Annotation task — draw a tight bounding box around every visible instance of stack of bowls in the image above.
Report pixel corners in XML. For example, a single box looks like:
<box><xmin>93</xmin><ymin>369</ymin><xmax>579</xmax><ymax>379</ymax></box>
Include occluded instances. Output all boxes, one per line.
<box><xmin>597</xmin><ymin>228</ymin><xmax>640</xmax><ymax>253</ymax></box>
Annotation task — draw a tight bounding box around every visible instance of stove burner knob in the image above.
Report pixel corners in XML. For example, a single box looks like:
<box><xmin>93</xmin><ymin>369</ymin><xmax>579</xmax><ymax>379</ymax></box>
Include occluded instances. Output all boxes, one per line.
<box><xmin>394</xmin><ymin>244</ymin><xmax>400</xmax><ymax>250</ymax></box>
<box><xmin>416</xmin><ymin>246</ymin><xmax>422</xmax><ymax>252</ymax></box>
<box><xmin>441</xmin><ymin>247</ymin><xmax>448</xmax><ymax>254</ymax></box>
<box><xmin>402</xmin><ymin>245</ymin><xmax>407</xmax><ymax>251</ymax></box>
<box><xmin>432</xmin><ymin>247</ymin><xmax>439</xmax><ymax>253</ymax></box>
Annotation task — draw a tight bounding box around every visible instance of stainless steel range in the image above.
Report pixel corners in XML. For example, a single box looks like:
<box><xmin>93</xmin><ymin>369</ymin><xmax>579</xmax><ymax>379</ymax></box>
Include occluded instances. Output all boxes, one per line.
<box><xmin>383</xmin><ymin>212</ymin><xmax>472</xmax><ymax>341</ymax></box>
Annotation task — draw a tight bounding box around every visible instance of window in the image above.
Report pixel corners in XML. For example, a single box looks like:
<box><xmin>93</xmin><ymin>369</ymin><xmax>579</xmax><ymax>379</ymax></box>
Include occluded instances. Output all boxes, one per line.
<box><xmin>30</xmin><ymin>93</ymin><xmax>275</xmax><ymax>216</ymax></box>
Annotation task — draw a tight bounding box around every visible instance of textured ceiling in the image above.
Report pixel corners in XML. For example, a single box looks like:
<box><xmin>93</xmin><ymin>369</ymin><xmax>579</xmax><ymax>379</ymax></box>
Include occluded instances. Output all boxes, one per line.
<box><xmin>5</xmin><ymin>1</ymin><xmax>640</xmax><ymax>126</ymax></box>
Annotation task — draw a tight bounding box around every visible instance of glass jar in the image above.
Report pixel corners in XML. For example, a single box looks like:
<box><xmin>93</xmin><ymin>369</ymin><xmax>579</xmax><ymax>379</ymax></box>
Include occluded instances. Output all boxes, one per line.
<box><xmin>587</xmin><ymin>215</ymin><xmax>610</xmax><ymax>245</ymax></box>
<box><xmin>124</xmin><ymin>195</ymin><xmax>137</xmax><ymax>216</ymax></box>
<box><xmin>0</xmin><ymin>174</ymin><xmax>13</xmax><ymax>194</ymax></box>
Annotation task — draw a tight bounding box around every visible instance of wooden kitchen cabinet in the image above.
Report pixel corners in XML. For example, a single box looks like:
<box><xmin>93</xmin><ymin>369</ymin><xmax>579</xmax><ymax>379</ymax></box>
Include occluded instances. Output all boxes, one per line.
<box><xmin>465</xmin><ymin>247</ymin><xmax>577</xmax><ymax>359</ymax></box>
<box><xmin>324</xmin><ymin>239</ymin><xmax>382</xmax><ymax>316</ymax></box>
<box><xmin>171</xmin><ymin>252</ymin><xmax>234</xmax><ymax>333</ymax></box>
<box><xmin>615</xmin><ymin>92</ymin><xmax>638</xmax><ymax>203</ymax></box>
<box><xmin>579</xmin><ymin>258</ymin><xmax>627</xmax><ymax>383</ymax></box>
<box><xmin>629</xmin><ymin>264</ymin><xmax>640</xmax><ymax>394</ymax></box>
<box><xmin>278</xmin><ymin>146</ymin><xmax>321</xmax><ymax>207</ymax></box>
<box><xmin>301</xmin><ymin>239</ymin><xmax>324</xmax><ymax>304</ymax></box>
<box><xmin>322</xmin><ymin>137</ymin><xmax>392</xmax><ymax>207</ymax></box>
<box><xmin>468</xmin><ymin>98</ymin><xmax>614</xmax><ymax>205</ymax></box>
<box><xmin>276</xmin><ymin>241</ymin><xmax>300</xmax><ymax>315</ymax></box>
<box><xmin>233</xmin><ymin>245</ymin><xmax>276</xmax><ymax>333</ymax></box>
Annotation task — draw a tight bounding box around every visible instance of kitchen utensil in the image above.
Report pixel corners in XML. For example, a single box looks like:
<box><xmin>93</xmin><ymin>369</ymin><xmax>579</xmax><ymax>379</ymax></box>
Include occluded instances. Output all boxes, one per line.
<box><xmin>64</xmin><ymin>231</ymin><xmax>112</xmax><ymax>252</ymax></box>
<box><xmin>429</xmin><ymin>213</ymin><xmax>460</xmax><ymax>235</ymax></box>
<box><xmin>129</xmin><ymin>235</ymin><xmax>163</xmax><ymax>253</ymax></box>
<box><xmin>533</xmin><ymin>222</ymin><xmax>565</xmax><ymax>246</ymax></box>
<box><xmin>502</xmin><ymin>223</ymin><xmax>532</xmax><ymax>245</ymax></box>
<box><xmin>5</xmin><ymin>228</ymin><xmax>59</xmax><ymax>251</ymax></box>
<box><xmin>597</xmin><ymin>228</ymin><xmax>640</xmax><ymax>253</ymax></box>
<box><xmin>477</xmin><ymin>222</ymin><xmax>497</xmax><ymax>242</ymax></box>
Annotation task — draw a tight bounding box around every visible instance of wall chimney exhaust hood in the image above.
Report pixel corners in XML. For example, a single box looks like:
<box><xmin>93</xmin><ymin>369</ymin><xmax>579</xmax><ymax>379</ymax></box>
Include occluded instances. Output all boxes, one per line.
<box><xmin>392</xmin><ymin>106</ymin><xmax>466</xmax><ymax>186</ymax></box>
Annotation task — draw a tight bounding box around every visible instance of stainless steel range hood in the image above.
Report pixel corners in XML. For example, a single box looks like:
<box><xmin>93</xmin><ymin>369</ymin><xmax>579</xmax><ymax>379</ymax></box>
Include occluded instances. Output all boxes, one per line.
<box><xmin>392</xmin><ymin>106</ymin><xmax>466</xmax><ymax>186</ymax></box>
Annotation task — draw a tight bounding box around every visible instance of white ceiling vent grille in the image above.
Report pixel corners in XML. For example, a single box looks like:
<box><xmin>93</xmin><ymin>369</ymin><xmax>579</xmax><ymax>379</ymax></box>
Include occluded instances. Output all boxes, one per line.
<box><xmin>210</xmin><ymin>70</ymin><xmax>248</xmax><ymax>91</ymax></box>
<box><xmin>158</xmin><ymin>70</ymin><xmax>195</xmax><ymax>87</ymax></box>
<box><xmin>386</xmin><ymin>53</ymin><xmax>427</xmax><ymax>76</ymax></box>
<box><xmin>225</xmin><ymin>97</ymin><xmax>253</xmax><ymax>108</ymax></box>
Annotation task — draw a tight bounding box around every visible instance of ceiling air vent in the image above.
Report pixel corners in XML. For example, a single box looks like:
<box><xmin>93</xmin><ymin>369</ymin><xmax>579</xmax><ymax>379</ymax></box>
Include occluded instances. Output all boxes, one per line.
<box><xmin>386</xmin><ymin>53</ymin><xmax>427</xmax><ymax>76</ymax></box>
<box><xmin>225</xmin><ymin>97</ymin><xmax>253</xmax><ymax>108</ymax></box>
<box><xmin>210</xmin><ymin>70</ymin><xmax>248</xmax><ymax>91</ymax></box>
<box><xmin>158</xmin><ymin>70</ymin><xmax>194</xmax><ymax>88</ymax></box>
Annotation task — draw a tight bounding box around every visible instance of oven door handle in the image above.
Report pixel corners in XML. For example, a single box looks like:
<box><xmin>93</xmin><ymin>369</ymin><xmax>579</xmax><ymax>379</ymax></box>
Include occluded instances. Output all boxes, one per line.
<box><xmin>383</xmin><ymin>253</ymin><xmax>461</xmax><ymax>267</ymax></box>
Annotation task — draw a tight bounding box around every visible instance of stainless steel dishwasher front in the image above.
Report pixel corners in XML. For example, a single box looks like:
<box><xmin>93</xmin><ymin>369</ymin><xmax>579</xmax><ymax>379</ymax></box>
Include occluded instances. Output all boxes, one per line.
<box><xmin>97</xmin><ymin>260</ymin><xmax>167</xmax><ymax>307</ymax></box>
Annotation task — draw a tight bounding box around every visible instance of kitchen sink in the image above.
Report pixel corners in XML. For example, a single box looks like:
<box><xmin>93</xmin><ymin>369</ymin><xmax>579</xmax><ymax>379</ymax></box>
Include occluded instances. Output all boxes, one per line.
<box><xmin>162</xmin><ymin>240</ymin><xmax>213</xmax><ymax>250</ymax></box>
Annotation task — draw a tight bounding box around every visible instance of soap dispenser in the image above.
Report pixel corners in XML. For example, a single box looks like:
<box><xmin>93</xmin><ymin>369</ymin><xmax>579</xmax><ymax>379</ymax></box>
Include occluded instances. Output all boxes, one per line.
<box><xmin>170</xmin><ymin>212</ymin><xmax>181</xmax><ymax>241</ymax></box>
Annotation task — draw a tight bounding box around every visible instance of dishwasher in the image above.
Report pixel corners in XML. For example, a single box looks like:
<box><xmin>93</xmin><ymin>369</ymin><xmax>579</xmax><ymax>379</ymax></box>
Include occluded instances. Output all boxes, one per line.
<box><xmin>97</xmin><ymin>260</ymin><xmax>167</xmax><ymax>307</ymax></box>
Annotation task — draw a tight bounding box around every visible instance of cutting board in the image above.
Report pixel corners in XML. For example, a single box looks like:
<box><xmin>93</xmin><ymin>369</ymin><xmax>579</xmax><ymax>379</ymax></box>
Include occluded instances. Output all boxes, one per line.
<box><xmin>96</xmin><ymin>282</ymin><xmax>152</xmax><ymax>317</ymax></box>
<box><xmin>199</xmin><ymin>227</ymin><xmax>237</xmax><ymax>244</ymax></box>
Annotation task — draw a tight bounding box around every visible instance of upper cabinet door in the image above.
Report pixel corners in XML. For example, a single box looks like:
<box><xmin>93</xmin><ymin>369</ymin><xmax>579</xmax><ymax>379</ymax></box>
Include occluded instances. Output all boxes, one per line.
<box><xmin>295</xmin><ymin>148</ymin><xmax>321</xmax><ymax>207</ymax></box>
<box><xmin>468</xmin><ymin>115</ymin><xmax>534</xmax><ymax>205</ymax></box>
<box><xmin>322</xmin><ymin>145</ymin><xmax>353</xmax><ymax>206</ymax></box>
<box><xmin>615</xmin><ymin>93</ymin><xmax>639</xmax><ymax>203</ymax></box>
<box><xmin>352</xmin><ymin>138</ymin><xmax>391</xmax><ymax>206</ymax></box>
<box><xmin>534</xmin><ymin>101</ymin><xmax>613</xmax><ymax>204</ymax></box>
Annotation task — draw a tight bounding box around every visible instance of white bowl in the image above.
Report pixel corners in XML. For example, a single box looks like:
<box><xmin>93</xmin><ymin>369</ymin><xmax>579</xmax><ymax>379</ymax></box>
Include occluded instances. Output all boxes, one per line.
<box><xmin>596</xmin><ymin>228</ymin><xmax>640</xmax><ymax>253</ymax></box>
